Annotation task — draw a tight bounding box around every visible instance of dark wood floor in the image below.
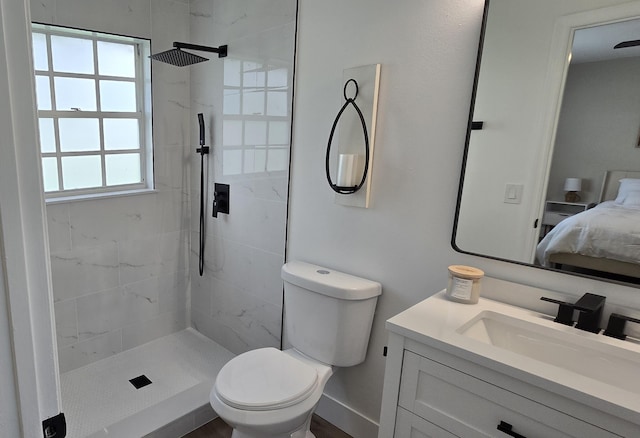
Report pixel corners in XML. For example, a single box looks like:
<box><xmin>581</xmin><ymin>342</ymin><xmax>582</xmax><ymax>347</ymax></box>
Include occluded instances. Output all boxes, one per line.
<box><xmin>182</xmin><ymin>414</ymin><xmax>352</xmax><ymax>438</ymax></box>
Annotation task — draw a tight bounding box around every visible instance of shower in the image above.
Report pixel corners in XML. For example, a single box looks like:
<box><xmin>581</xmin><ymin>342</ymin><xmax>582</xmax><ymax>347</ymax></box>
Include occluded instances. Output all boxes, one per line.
<box><xmin>150</xmin><ymin>41</ymin><xmax>228</xmax><ymax>275</ymax></box>
<box><xmin>149</xmin><ymin>41</ymin><xmax>228</xmax><ymax>66</ymax></box>
<box><xmin>22</xmin><ymin>0</ymin><xmax>297</xmax><ymax>434</ymax></box>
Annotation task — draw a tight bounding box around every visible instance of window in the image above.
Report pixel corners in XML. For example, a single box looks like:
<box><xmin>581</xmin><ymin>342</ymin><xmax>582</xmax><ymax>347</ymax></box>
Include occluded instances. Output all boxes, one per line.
<box><xmin>31</xmin><ymin>24</ymin><xmax>153</xmax><ymax>199</ymax></box>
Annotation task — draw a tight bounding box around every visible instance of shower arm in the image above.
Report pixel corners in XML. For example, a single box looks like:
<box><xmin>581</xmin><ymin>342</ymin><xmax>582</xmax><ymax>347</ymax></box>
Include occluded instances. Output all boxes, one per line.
<box><xmin>173</xmin><ymin>42</ymin><xmax>228</xmax><ymax>58</ymax></box>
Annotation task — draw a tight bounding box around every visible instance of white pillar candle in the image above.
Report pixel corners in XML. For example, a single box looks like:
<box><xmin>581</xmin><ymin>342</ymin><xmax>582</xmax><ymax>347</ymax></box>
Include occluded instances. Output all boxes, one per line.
<box><xmin>337</xmin><ymin>154</ymin><xmax>357</xmax><ymax>186</ymax></box>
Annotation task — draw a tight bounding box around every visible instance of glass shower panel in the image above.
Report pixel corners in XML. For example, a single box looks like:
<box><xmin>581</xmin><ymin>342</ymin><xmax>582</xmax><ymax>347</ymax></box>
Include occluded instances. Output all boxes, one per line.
<box><xmin>267</xmin><ymin>91</ymin><xmax>287</xmax><ymax>116</ymax></box>
<box><xmin>267</xmin><ymin>148</ymin><xmax>287</xmax><ymax>172</ymax></box>
<box><xmin>268</xmin><ymin>121</ymin><xmax>288</xmax><ymax>145</ymax></box>
<box><xmin>223</xmin><ymin>89</ymin><xmax>241</xmax><ymax>115</ymax></box>
<box><xmin>223</xmin><ymin>149</ymin><xmax>242</xmax><ymax>175</ymax></box>
<box><xmin>267</xmin><ymin>68</ymin><xmax>288</xmax><ymax>87</ymax></box>
<box><xmin>224</xmin><ymin>59</ymin><xmax>242</xmax><ymax>86</ymax></box>
<box><xmin>243</xmin><ymin>62</ymin><xmax>266</xmax><ymax>87</ymax></box>
<box><xmin>242</xmin><ymin>90</ymin><xmax>265</xmax><ymax>115</ymax></box>
<box><xmin>244</xmin><ymin>121</ymin><xmax>267</xmax><ymax>146</ymax></box>
<box><xmin>223</xmin><ymin>120</ymin><xmax>243</xmax><ymax>146</ymax></box>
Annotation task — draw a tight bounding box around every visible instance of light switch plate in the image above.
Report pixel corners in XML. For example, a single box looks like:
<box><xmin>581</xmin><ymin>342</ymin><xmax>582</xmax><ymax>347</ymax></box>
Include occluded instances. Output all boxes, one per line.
<box><xmin>504</xmin><ymin>184</ymin><xmax>524</xmax><ymax>204</ymax></box>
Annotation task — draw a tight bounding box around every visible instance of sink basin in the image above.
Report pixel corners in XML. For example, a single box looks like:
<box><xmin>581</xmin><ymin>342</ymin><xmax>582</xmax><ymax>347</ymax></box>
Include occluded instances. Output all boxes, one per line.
<box><xmin>457</xmin><ymin>310</ymin><xmax>640</xmax><ymax>394</ymax></box>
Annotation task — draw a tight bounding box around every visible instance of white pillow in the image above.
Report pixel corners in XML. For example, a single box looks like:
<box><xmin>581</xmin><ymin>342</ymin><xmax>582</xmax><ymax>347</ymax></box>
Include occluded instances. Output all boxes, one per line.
<box><xmin>622</xmin><ymin>189</ymin><xmax>640</xmax><ymax>208</ymax></box>
<box><xmin>615</xmin><ymin>178</ymin><xmax>640</xmax><ymax>204</ymax></box>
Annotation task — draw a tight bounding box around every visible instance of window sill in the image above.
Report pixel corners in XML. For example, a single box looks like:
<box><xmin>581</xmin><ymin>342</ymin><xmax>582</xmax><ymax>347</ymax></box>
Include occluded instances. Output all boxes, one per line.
<box><xmin>45</xmin><ymin>188</ymin><xmax>158</xmax><ymax>205</ymax></box>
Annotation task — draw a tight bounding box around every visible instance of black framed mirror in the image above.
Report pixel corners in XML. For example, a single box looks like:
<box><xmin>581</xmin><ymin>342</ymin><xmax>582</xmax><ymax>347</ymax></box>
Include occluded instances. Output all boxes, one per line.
<box><xmin>453</xmin><ymin>0</ymin><xmax>640</xmax><ymax>287</ymax></box>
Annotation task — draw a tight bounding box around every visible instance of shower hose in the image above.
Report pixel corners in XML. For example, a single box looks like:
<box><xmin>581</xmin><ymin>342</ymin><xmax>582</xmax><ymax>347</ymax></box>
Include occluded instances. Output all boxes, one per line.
<box><xmin>199</xmin><ymin>151</ymin><xmax>206</xmax><ymax>276</ymax></box>
<box><xmin>197</xmin><ymin>113</ymin><xmax>208</xmax><ymax>276</ymax></box>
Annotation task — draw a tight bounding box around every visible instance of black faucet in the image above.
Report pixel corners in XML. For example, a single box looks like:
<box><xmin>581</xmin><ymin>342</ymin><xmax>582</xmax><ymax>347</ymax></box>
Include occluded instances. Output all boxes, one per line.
<box><xmin>540</xmin><ymin>293</ymin><xmax>606</xmax><ymax>333</ymax></box>
<box><xmin>603</xmin><ymin>313</ymin><xmax>640</xmax><ymax>340</ymax></box>
<box><xmin>540</xmin><ymin>296</ymin><xmax>576</xmax><ymax>326</ymax></box>
<box><xmin>573</xmin><ymin>293</ymin><xmax>606</xmax><ymax>334</ymax></box>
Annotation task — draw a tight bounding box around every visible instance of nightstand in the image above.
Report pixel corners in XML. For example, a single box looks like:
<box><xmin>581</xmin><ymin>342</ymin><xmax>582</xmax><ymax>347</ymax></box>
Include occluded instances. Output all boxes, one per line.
<box><xmin>540</xmin><ymin>201</ymin><xmax>589</xmax><ymax>238</ymax></box>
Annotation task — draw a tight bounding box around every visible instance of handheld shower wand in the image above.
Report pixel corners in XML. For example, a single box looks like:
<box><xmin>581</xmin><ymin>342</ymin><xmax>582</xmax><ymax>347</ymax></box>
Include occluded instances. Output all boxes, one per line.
<box><xmin>196</xmin><ymin>114</ymin><xmax>209</xmax><ymax>276</ymax></box>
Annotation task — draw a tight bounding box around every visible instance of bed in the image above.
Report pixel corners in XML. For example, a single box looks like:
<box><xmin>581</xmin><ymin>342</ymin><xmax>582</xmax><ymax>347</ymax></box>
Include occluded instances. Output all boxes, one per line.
<box><xmin>536</xmin><ymin>170</ymin><xmax>640</xmax><ymax>280</ymax></box>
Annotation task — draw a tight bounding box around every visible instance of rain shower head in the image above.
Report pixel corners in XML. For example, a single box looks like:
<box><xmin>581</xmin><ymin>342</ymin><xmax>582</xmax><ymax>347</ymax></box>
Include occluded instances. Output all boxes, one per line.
<box><xmin>149</xmin><ymin>42</ymin><xmax>228</xmax><ymax>67</ymax></box>
<box><xmin>149</xmin><ymin>48</ymin><xmax>208</xmax><ymax>66</ymax></box>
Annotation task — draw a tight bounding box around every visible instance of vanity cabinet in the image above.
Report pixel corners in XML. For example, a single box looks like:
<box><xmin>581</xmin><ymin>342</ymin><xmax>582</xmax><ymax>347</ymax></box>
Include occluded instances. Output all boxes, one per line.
<box><xmin>395</xmin><ymin>349</ymin><xmax>613</xmax><ymax>437</ymax></box>
<box><xmin>378</xmin><ymin>293</ymin><xmax>640</xmax><ymax>438</ymax></box>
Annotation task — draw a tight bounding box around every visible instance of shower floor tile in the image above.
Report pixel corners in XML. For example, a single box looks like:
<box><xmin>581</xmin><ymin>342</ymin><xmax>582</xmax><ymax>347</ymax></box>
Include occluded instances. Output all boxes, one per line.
<box><xmin>60</xmin><ymin>328</ymin><xmax>234</xmax><ymax>438</ymax></box>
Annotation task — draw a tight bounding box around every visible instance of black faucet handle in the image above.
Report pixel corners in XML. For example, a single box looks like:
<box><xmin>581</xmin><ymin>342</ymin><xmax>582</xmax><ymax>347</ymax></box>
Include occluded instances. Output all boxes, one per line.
<box><xmin>540</xmin><ymin>297</ymin><xmax>575</xmax><ymax>326</ymax></box>
<box><xmin>573</xmin><ymin>293</ymin><xmax>606</xmax><ymax>333</ymax></box>
<box><xmin>573</xmin><ymin>293</ymin><xmax>606</xmax><ymax>312</ymax></box>
<box><xmin>603</xmin><ymin>313</ymin><xmax>640</xmax><ymax>340</ymax></box>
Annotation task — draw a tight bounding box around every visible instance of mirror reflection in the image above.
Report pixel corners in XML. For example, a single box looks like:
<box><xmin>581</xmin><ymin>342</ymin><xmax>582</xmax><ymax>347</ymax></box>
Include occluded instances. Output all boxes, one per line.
<box><xmin>454</xmin><ymin>0</ymin><xmax>640</xmax><ymax>286</ymax></box>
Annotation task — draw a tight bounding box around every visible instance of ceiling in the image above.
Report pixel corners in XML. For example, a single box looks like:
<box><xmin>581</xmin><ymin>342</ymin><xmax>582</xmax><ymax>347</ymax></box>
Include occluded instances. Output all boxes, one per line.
<box><xmin>572</xmin><ymin>17</ymin><xmax>640</xmax><ymax>64</ymax></box>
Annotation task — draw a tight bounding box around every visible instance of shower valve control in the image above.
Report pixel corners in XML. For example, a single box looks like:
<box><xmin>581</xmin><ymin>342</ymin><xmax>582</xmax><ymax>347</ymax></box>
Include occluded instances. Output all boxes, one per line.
<box><xmin>213</xmin><ymin>183</ymin><xmax>230</xmax><ymax>218</ymax></box>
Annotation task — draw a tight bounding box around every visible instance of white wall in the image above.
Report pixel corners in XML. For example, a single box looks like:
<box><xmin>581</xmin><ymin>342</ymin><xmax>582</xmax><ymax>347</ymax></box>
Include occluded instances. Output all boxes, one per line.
<box><xmin>188</xmin><ymin>0</ymin><xmax>296</xmax><ymax>354</ymax></box>
<box><xmin>547</xmin><ymin>57</ymin><xmax>640</xmax><ymax>203</ymax></box>
<box><xmin>289</xmin><ymin>0</ymin><xmax>640</xmax><ymax>436</ymax></box>
<box><xmin>31</xmin><ymin>0</ymin><xmax>192</xmax><ymax>372</ymax></box>
<box><xmin>289</xmin><ymin>0</ymin><xmax>486</xmax><ymax>428</ymax></box>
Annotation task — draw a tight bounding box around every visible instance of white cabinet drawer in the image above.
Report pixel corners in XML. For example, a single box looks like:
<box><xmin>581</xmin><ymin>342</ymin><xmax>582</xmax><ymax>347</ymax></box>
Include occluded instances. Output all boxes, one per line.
<box><xmin>398</xmin><ymin>351</ymin><xmax>619</xmax><ymax>438</ymax></box>
<box><xmin>395</xmin><ymin>407</ymin><xmax>457</xmax><ymax>438</ymax></box>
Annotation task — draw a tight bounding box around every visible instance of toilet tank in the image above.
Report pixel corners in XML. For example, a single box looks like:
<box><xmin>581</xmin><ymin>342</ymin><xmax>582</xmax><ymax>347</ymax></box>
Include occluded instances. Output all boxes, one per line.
<box><xmin>281</xmin><ymin>261</ymin><xmax>382</xmax><ymax>367</ymax></box>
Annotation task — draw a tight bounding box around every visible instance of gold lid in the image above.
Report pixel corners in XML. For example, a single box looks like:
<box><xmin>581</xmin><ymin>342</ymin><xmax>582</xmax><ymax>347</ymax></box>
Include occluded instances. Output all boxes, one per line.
<box><xmin>448</xmin><ymin>265</ymin><xmax>484</xmax><ymax>279</ymax></box>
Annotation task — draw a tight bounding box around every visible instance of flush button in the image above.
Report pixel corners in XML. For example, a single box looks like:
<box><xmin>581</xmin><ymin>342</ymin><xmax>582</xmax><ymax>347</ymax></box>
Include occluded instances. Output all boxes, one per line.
<box><xmin>316</xmin><ymin>269</ymin><xmax>330</xmax><ymax>275</ymax></box>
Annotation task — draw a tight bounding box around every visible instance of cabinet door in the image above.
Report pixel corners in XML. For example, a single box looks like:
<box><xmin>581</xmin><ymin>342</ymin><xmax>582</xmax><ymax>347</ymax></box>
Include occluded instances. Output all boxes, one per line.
<box><xmin>395</xmin><ymin>407</ymin><xmax>458</xmax><ymax>438</ymax></box>
<box><xmin>398</xmin><ymin>351</ymin><xmax>619</xmax><ymax>438</ymax></box>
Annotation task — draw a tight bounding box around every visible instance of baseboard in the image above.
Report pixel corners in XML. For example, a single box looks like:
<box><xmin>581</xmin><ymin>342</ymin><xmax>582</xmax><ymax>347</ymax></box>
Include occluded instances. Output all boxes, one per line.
<box><xmin>315</xmin><ymin>393</ymin><xmax>379</xmax><ymax>438</ymax></box>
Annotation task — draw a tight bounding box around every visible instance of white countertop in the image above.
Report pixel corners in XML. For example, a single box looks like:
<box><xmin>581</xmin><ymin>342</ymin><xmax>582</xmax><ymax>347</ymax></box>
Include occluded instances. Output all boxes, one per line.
<box><xmin>386</xmin><ymin>291</ymin><xmax>640</xmax><ymax>426</ymax></box>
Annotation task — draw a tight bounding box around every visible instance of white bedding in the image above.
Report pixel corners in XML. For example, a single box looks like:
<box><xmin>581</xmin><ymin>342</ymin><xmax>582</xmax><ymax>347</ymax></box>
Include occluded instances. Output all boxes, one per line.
<box><xmin>536</xmin><ymin>201</ymin><xmax>640</xmax><ymax>268</ymax></box>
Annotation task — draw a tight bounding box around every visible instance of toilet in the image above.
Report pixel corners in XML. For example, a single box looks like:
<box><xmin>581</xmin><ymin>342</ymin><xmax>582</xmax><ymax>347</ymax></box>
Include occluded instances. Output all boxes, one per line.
<box><xmin>210</xmin><ymin>260</ymin><xmax>382</xmax><ymax>438</ymax></box>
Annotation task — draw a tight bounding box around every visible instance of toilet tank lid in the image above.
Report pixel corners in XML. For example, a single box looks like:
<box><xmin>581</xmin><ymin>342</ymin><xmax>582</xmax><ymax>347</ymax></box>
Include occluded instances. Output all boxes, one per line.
<box><xmin>282</xmin><ymin>261</ymin><xmax>381</xmax><ymax>300</ymax></box>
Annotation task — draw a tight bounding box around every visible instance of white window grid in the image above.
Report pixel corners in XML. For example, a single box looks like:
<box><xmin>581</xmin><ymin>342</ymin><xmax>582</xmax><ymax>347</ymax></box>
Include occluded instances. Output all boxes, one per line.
<box><xmin>33</xmin><ymin>23</ymin><xmax>153</xmax><ymax>198</ymax></box>
<box><xmin>222</xmin><ymin>59</ymin><xmax>291</xmax><ymax>176</ymax></box>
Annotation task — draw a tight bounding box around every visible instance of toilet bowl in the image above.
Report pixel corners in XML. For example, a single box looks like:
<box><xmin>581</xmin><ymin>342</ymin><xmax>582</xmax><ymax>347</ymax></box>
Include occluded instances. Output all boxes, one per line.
<box><xmin>210</xmin><ymin>261</ymin><xmax>381</xmax><ymax>438</ymax></box>
<box><xmin>210</xmin><ymin>348</ymin><xmax>333</xmax><ymax>438</ymax></box>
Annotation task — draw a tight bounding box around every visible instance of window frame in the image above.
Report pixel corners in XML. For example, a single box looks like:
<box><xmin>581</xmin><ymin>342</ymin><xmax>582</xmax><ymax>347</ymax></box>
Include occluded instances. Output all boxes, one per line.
<box><xmin>32</xmin><ymin>23</ymin><xmax>154</xmax><ymax>200</ymax></box>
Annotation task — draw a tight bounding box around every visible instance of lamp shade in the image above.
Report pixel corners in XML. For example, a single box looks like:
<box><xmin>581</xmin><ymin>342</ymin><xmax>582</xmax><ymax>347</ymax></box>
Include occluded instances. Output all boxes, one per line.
<box><xmin>564</xmin><ymin>178</ymin><xmax>582</xmax><ymax>192</ymax></box>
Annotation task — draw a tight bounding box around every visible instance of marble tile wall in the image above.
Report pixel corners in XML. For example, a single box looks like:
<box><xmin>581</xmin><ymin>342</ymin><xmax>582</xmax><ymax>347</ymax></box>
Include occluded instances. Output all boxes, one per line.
<box><xmin>188</xmin><ymin>0</ymin><xmax>297</xmax><ymax>354</ymax></box>
<box><xmin>32</xmin><ymin>0</ymin><xmax>192</xmax><ymax>372</ymax></box>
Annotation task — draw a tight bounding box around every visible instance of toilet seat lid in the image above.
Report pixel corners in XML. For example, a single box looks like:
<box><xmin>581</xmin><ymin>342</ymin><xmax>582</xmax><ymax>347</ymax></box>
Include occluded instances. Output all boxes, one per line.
<box><xmin>215</xmin><ymin>348</ymin><xmax>318</xmax><ymax>411</ymax></box>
